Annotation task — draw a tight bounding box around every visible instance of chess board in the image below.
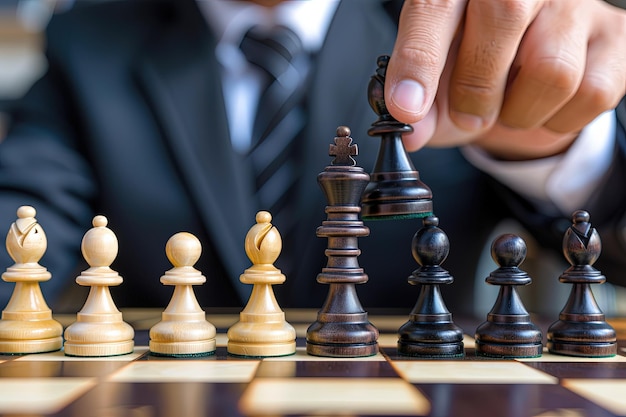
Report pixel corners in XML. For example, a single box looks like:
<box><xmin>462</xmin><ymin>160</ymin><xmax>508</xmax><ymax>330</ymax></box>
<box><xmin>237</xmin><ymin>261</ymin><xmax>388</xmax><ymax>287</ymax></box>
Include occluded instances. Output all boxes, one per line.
<box><xmin>0</xmin><ymin>310</ymin><xmax>625</xmax><ymax>417</ymax></box>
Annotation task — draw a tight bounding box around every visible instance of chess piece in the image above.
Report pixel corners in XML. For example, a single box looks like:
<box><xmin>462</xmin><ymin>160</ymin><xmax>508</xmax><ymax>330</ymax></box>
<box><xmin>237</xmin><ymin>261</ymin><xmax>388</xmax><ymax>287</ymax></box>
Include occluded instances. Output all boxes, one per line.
<box><xmin>306</xmin><ymin>126</ymin><xmax>379</xmax><ymax>357</ymax></box>
<box><xmin>0</xmin><ymin>206</ymin><xmax>63</xmax><ymax>354</ymax></box>
<box><xmin>63</xmin><ymin>215</ymin><xmax>134</xmax><ymax>357</ymax></box>
<box><xmin>475</xmin><ymin>234</ymin><xmax>542</xmax><ymax>358</ymax></box>
<box><xmin>227</xmin><ymin>211</ymin><xmax>296</xmax><ymax>357</ymax></box>
<box><xmin>361</xmin><ymin>55</ymin><xmax>433</xmax><ymax>220</ymax></box>
<box><xmin>547</xmin><ymin>210</ymin><xmax>617</xmax><ymax>357</ymax></box>
<box><xmin>398</xmin><ymin>216</ymin><xmax>464</xmax><ymax>357</ymax></box>
<box><xmin>149</xmin><ymin>232</ymin><xmax>217</xmax><ymax>357</ymax></box>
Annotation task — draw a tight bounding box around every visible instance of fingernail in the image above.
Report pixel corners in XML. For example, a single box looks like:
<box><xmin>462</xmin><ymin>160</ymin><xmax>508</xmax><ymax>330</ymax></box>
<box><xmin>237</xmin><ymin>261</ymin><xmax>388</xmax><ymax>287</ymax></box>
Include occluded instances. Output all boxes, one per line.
<box><xmin>451</xmin><ymin>111</ymin><xmax>485</xmax><ymax>131</ymax></box>
<box><xmin>391</xmin><ymin>79</ymin><xmax>426</xmax><ymax>115</ymax></box>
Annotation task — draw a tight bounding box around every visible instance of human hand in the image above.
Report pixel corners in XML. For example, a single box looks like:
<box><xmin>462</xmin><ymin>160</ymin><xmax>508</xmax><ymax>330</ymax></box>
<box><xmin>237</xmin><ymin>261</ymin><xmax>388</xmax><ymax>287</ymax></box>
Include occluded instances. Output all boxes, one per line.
<box><xmin>385</xmin><ymin>0</ymin><xmax>626</xmax><ymax>160</ymax></box>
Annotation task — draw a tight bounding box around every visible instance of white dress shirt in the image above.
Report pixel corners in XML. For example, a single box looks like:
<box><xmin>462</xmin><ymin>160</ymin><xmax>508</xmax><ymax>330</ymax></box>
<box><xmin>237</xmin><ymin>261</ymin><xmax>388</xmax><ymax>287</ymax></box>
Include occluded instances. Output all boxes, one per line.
<box><xmin>462</xmin><ymin>111</ymin><xmax>616</xmax><ymax>216</ymax></box>
<box><xmin>197</xmin><ymin>0</ymin><xmax>339</xmax><ymax>153</ymax></box>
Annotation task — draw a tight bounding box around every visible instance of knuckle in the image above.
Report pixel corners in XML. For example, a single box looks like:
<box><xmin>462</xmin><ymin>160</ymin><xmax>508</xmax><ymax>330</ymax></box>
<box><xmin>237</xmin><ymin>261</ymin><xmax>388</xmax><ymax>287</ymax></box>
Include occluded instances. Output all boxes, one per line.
<box><xmin>453</xmin><ymin>76</ymin><xmax>499</xmax><ymax>102</ymax></box>
<box><xmin>452</xmin><ymin>54</ymin><xmax>502</xmax><ymax>100</ymax></box>
<box><xmin>403</xmin><ymin>0</ymin><xmax>458</xmax><ymax>18</ymax></box>
<box><xmin>578</xmin><ymin>75</ymin><xmax>624</xmax><ymax>112</ymax></box>
<box><xmin>394</xmin><ymin>0</ymin><xmax>464</xmax><ymax>82</ymax></box>
<box><xmin>451</xmin><ymin>69</ymin><xmax>503</xmax><ymax>116</ymax></box>
<box><xmin>473</xmin><ymin>0</ymin><xmax>535</xmax><ymax>32</ymax></box>
<box><xmin>497</xmin><ymin>0</ymin><xmax>534</xmax><ymax>21</ymax></box>
<box><xmin>393</xmin><ymin>40</ymin><xmax>444</xmax><ymax>81</ymax></box>
<box><xmin>394</xmin><ymin>35</ymin><xmax>442</xmax><ymax>67</ymax></box>
<box><xmin>396</xmin><ymin>0</ymin><xmax>459</xmax><ymax>61</ymax></box>
<box><xmin>528</xmin><ymin>56</ymin><xmax>581</xmax><ymax>95</ymax></box>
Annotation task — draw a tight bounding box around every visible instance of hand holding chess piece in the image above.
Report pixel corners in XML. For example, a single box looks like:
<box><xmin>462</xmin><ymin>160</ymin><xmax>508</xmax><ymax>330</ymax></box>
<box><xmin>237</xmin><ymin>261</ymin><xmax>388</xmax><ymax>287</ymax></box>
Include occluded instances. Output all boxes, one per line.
<box><xmin>63</xmin><ymin>215</ymin><xmax>134</xmax><ymax>357</ymax></box>
<box><xmin>0</xmin><ymin>206</ymin><xmax>63</xmax><ymax>354</ymax></box>
<box><xmin>149</xmin><ymin>232</ymin><xmax>217</xmax><ymax>357</ymax></box>
<box><xmin>227</xmin><ymin>211</ymin><xmax>296</xmax><ymax>357</ymax></box>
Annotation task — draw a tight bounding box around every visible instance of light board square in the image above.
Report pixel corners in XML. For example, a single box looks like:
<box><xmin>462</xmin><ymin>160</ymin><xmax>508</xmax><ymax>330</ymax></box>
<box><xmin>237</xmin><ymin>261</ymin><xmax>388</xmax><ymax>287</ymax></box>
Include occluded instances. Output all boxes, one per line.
<box><xmin>393</xmin><ymin>360</ymin><xmax>558</xmax><ymax>384</ymax></box>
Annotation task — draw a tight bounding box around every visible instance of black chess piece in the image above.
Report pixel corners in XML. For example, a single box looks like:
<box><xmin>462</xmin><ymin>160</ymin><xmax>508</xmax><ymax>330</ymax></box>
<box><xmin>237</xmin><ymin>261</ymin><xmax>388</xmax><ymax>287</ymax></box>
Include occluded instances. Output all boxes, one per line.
<box><xmin>475</xmin><ymin>234</ymin><xmax>543</xmax><ymax>358</ymax></box>
<box><xmin>397</xmin><ymin>216</ymin><xmax>464</xmax><ymax>357</ymax></box>
<box><xmin>361</xmin><ymin>55</ymin><xmax>433</xmax><ymax>220</ymax></box>
<box><xmin>547</xmin><ymin>210</ymin><xmax>617</xmax><ymax>357</ymax></box>
<box><xmin>306</xmin><ymin>126</ymin><xmax>379</xmax><ymax>357</ymax></box>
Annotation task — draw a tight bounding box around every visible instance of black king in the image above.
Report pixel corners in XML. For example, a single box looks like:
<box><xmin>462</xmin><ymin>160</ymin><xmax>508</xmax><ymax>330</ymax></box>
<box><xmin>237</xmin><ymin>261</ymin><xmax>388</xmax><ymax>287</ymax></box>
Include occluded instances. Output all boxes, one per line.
<box><xmin>305</xmin><ymin>126</ymin><xmax>379</xmax><ymax>358</ymax></box>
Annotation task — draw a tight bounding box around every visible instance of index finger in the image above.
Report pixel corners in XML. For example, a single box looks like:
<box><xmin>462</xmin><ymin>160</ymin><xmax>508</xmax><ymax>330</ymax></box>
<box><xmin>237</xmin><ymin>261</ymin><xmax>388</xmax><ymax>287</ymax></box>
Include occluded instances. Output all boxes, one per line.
<box><xmin>385</xmin><ymin>0</ymin><xmax>467</xmax><ymax>124</ymax></box>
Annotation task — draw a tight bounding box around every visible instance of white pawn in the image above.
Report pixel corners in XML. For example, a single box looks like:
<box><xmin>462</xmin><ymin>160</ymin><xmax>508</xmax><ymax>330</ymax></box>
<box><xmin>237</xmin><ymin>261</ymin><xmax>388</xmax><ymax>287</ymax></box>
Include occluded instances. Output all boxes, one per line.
<box><xmin>149</xmin><ymin>232</ymin><xmax>216</xmax><ymax>357</ymax></box>
<box><xmin>63</xmin><ymin>215</ymin><xmax>134</xmax><ymax>357</ymax></box>
<box><xmin>227</xmin><ymin>211</ymin><xmax>295</xmax><ymax>357</ymax></box>
<box><xmin>0</xmin><ymin>206</ymin><xmax>63</xmax><ymax>354</ymax></box>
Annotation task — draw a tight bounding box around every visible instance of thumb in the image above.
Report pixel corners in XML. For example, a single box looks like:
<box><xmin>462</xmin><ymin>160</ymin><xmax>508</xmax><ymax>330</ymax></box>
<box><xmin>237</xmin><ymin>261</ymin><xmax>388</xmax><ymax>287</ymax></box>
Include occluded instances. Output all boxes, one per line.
<box><xmin>385</xmin><ymin>0</ymin><xmax>466</xmax><ymax>123</ymax></box>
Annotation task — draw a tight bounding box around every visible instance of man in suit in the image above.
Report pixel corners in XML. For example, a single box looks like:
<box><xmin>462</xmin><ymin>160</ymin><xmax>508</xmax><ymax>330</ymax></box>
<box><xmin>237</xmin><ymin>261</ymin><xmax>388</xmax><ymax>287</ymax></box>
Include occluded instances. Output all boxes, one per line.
<box><xmin>0</xmin><ymin>0</ymin><xmax>624</xmax><ymax>317</ymax></box>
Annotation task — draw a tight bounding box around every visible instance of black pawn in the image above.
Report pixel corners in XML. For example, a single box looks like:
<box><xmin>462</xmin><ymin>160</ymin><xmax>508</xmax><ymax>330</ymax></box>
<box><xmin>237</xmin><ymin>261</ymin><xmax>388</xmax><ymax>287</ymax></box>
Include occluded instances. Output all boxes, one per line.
<box><xmin>475</xmin><ymin>234</ymin><xmax>542</xmax><ymax>358</ymax></box>
<box><xmin>398</xmin><ymin>216</ymin><xmax>464</xmax><ymax>357</ymax></box>
<box><xmin>547</xmin><ymin>210</ymin><xmax>616</xmax><ymax>357</ymax></box>
<box><xmin>361</xmin><ymin>55</ymin><xmax>433</xmax><ymax>220</ymax></box>
<box><xmin>306</xmin><ymin>126</ymin><xmax>379</xmax><ymax>358</ymax></box>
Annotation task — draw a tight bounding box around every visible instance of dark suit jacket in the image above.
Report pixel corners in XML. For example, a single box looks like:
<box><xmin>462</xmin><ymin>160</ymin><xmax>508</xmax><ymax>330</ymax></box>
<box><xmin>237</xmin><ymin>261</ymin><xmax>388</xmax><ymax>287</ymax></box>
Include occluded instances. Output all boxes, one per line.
<box><xmin>1</xmin><ymin>0</ymin><xmax>625</xmax><ymax>316</ymax></box>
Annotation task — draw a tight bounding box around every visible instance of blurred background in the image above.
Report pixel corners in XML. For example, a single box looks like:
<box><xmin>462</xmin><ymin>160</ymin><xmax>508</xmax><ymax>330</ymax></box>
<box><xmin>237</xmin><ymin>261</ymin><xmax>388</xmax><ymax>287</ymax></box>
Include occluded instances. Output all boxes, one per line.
<box><xmin>0</xmin><ymin>0</ymin><xmax>76</xmax><ymax>140</ymax></box>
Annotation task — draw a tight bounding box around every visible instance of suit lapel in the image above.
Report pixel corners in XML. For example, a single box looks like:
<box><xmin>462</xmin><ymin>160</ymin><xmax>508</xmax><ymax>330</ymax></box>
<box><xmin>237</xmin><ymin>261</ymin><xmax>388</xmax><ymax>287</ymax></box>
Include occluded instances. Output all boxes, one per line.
<box><xmin>617</xmin><ymin>97</ymin><xmax>626</xmax><ymax>130</ymax></box>
<box><xmin>132</xmin><ymin>0</ymin><xmax>253</xmax><ymax>301</ymax></box>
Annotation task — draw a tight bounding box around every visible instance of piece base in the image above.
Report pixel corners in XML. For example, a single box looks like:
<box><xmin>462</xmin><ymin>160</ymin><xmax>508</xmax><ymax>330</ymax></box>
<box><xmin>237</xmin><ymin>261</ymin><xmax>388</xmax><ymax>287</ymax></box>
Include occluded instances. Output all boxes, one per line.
<box><xmin>397</xmin><ymin>341</ymin><xmax>465</xmax><ymax>358</ymax></box>
<box><xmin>64</xmin><ymin>340</ymin><xmax>134</xmax><ymax>357</ymax></box>
<box><xmin>475</xmin><ymin>341</ymin><xmax>543</xmax><ymax>359</ymax></box>
<box><xmin>306</xmin><ymin>341</ymin><xmax>378</xmax><ymax>358</ymax></box>
<box><xmin>227</xmin><ymin>341</ymin><xmax>296</xmax><ymax>358</ymax></box>
<box><xmin>149</xmin><ymin>350</ymin><xmax>216</xmax><ymax>358</ymax></box>
<box><xmin>361</xmin><ymin>201</ymin><xmax>433</xmax><ymax>221</ymax></box>
<box><xmin>0</xmin><ymin>337</ymin><xmax>63</xmax><ymax>355</ymax></box>
<box><xmin>149</xmin><ymin>339</ymin><xmax>216</xmax><ymax>357</ymax></box>
<box><xmin>547</xmin><ymin>340</ymin><xmax>617</xmax><ymax>358</ymax></box>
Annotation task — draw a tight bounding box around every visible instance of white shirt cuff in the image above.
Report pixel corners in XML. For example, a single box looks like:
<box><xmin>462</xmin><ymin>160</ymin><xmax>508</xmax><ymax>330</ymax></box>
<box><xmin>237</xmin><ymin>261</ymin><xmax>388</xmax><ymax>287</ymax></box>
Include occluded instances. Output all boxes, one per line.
<box><xmin>461</xmin><ymin>110</ymin><xmax>616</xmax><ymax>216</ymax></box>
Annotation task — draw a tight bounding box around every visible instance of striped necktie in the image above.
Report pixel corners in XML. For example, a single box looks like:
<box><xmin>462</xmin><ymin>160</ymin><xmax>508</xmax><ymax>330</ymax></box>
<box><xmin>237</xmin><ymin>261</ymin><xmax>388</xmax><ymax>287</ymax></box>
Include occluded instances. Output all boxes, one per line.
<box><xmin>240</xmin><ymin>25</ymin><xmax>310</xmax><ymax>232</ymax></box>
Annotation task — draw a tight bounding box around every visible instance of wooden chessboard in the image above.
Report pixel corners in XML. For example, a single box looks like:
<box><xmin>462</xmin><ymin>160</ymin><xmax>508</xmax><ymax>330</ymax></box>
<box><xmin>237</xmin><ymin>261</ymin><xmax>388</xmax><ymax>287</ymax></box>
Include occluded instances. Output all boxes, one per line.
<box><xmin>0</xmin><ymin>309</ymin><xmax>625</xmax><ymax>417</ymax></box>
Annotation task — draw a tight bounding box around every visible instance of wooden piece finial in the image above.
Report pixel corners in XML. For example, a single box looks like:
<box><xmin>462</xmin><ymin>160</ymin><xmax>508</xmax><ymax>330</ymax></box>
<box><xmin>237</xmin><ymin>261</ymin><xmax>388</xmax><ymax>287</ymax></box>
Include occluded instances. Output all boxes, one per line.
<box><xmin>244</xmin><ymin>211</ymin><xmax>282</xmax><ymax>273</ymax></box>
<box><xmin>329</xmin><ymin>126</ymin><xmax>358</xmax><ymax>166</ymax></box>
<box><xmin>165</xmin><ymin>231</ymin><xmax>203</xmax><ymax>272</ymax></box>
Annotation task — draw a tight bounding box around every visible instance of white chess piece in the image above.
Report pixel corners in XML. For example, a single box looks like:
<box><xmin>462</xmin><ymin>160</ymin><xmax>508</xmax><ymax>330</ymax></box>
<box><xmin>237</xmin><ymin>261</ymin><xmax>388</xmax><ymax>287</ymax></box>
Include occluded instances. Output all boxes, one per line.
<box><xmin>63</xmin><ymin>215</ymin><xmax>134</xmax><ymax>356</ymax></box>
<box><xmin>0</xmin><ymin>206</ymin><xmax>63</xmax><ymax>354</ymax></box>
<box><xmin>149</xmin><ymin>232</ymin><xmax>216</xmax><ymax>356</ymax></box>
<box><xmin>227</xmin><ymin>211</ymin><xmax>296</xmax><ymax>357</ymax></box>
